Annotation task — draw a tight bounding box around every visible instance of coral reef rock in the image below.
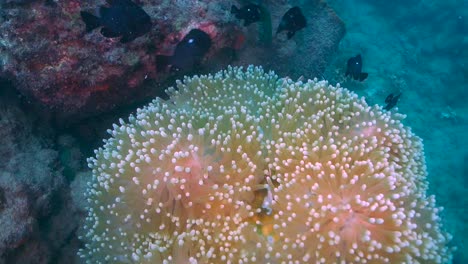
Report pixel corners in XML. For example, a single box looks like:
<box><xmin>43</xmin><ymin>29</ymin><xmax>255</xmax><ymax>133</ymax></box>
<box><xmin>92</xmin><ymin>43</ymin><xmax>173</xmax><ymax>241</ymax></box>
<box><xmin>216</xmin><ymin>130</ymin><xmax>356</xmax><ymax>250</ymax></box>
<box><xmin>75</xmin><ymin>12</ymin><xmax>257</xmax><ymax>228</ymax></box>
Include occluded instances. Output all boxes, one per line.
<box><xmin>0</xmin><ymin>0</ymin><xmax>344</xmax><ymax>124</ymax></box>
<box><xmin>0</xmin><ymin>81</ymin><xmax>80</xmax><ymax>264</ymax></box>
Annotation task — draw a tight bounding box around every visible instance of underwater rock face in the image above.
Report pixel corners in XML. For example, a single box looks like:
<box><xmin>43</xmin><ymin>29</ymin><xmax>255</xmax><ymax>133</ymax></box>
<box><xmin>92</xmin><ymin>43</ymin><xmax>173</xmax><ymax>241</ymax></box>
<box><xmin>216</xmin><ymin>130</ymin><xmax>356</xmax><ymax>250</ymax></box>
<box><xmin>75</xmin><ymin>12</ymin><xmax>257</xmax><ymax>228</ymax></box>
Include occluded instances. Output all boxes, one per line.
<box><xmin>0</xmin><ymin>83</ymin><xmax>80</xmax><ymax>264</ymax></box>
<box><xmin>0</xmin><ymin>0</ymin><xmax>344</xmax><ymax>125</ymax></box>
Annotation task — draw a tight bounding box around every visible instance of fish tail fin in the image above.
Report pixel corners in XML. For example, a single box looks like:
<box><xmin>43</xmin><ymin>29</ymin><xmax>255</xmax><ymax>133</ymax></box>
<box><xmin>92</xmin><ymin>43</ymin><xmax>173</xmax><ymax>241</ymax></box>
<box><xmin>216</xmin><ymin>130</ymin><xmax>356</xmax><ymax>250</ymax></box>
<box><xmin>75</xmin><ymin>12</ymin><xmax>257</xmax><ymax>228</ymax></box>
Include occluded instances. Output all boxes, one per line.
<box><xmin>359</xmin><ymin>72</ymin><xmax>368</xmax><ymax>81</ymax></box>
<box><xmin>231</xmin><ymin>5</ymin><xmax>239</xmax><ymax>15</ymax></box>
<box><xmin>80</xmin><ymin>11</ymin><xmax>100</xmax><ymax>32</ymax></box>
<box><xmin>276</xmin><ymin>27</ymin><xmax>282</xmax><ymax>35</ymax></box>
<box><xmin>276</xmin><ymin>21</ymin><xmax>285</xmax><ymax>35</ymax></box>
<box><xmin>156</xmin><ymin>55</ymin><xmax>170</xmax><ymax>72</ymax></box>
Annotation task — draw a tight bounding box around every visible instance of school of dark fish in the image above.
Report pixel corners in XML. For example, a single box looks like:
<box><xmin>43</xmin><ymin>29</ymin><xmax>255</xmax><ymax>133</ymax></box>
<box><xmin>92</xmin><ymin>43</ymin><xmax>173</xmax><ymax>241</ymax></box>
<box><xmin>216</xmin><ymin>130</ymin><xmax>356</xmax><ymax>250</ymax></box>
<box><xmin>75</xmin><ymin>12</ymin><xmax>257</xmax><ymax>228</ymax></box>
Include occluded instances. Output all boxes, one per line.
<box><xmin>80</xmin><ymin>1</ymin><xmax>309</xmax><ymax>74</ymax></box>
<box><xmin>80</xmin><ymin>1</ymin><xmax>399</xmax><ymax>110</ymax></box>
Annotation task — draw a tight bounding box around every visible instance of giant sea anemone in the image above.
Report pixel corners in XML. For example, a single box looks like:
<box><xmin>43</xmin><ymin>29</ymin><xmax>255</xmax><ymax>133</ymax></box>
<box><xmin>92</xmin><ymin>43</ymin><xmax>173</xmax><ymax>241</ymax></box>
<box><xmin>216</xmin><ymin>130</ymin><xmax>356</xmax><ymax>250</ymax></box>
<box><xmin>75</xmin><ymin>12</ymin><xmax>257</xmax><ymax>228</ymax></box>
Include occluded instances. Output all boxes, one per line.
<box><xmin>78</xmin><ymin>66</ymin><xmax>452</xmax><ymax>263</ymax></box>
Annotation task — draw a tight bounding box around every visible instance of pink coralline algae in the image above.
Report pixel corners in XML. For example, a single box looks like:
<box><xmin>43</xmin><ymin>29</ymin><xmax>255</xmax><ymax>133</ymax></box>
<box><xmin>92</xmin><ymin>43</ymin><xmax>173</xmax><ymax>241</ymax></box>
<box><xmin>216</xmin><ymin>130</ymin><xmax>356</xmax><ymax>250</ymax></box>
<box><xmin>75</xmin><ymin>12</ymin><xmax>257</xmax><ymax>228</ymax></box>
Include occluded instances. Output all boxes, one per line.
<box><xmin>0</xmin><ymin>0</ymin><xmax>345</xmax><ymax>124</ymax></box>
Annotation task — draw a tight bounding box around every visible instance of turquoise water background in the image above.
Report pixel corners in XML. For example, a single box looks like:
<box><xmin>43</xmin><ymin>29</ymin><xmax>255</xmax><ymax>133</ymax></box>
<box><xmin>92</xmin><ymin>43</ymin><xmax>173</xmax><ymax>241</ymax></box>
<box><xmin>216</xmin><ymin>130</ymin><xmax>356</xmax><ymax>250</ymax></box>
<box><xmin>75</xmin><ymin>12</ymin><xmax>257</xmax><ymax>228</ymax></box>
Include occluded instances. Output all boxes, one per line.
<box><xmin>324</xmin><ymin>0</ymin><xmax>467</xmax><ymax>262</ymax></box>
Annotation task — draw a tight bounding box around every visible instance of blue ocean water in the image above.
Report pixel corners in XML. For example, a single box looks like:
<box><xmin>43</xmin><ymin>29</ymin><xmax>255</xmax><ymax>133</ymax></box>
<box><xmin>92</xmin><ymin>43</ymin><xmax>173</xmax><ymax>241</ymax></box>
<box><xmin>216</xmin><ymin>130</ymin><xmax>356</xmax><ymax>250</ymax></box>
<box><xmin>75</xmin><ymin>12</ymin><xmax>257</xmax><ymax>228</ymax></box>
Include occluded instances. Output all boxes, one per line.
<box><xmin>326</xmin><ymin>0</ymin><xmax>467</xmax><ymax>262</ymax></box>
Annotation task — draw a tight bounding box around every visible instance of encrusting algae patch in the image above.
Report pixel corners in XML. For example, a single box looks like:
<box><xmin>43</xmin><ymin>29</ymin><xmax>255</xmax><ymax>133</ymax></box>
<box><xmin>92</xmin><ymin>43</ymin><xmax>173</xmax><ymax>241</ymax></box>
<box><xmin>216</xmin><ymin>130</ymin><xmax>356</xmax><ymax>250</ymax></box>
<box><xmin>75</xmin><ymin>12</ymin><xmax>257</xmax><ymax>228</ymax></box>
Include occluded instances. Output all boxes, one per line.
<box><xmin>78</xmin><ymin>66</ymin><xmax>453</xmax><ymax>263</ymax></box>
